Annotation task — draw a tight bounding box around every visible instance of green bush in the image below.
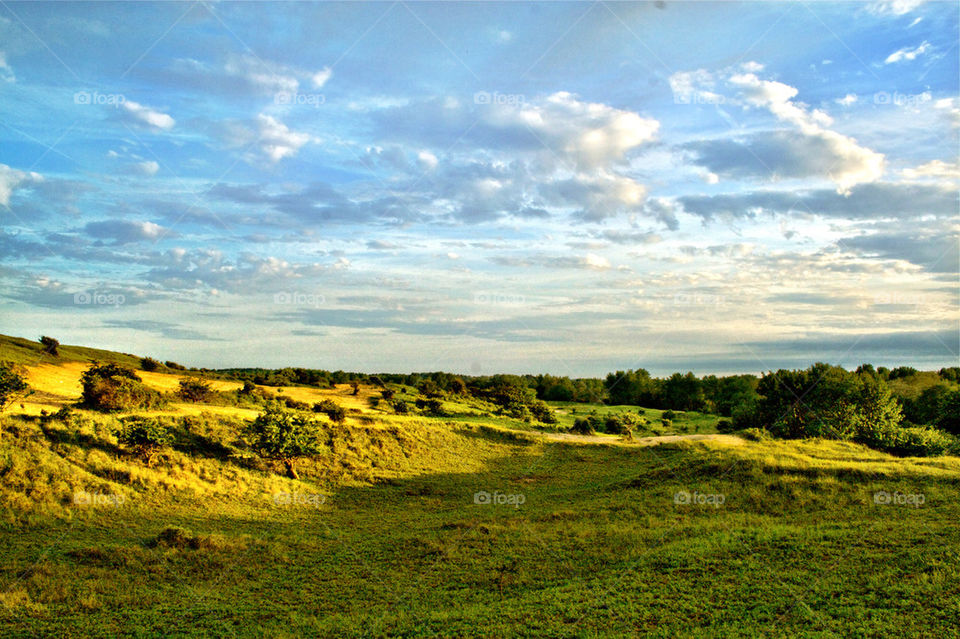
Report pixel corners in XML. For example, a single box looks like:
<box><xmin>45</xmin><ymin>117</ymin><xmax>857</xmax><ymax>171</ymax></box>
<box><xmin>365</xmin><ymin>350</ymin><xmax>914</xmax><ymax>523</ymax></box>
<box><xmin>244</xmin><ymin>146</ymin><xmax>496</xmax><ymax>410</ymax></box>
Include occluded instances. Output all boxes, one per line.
<box><xmin>312</xmin><ymin>400</ymin><xmax>346</xmax><ymax>423</ymax></box>
<box><xmin>603</xmin><ymin>414</ymin><xmax>632</xmax><ymax>435</ymax></box>
<box><xmin>662</xmin><ymin>410</ymin><xmax>677</xmax><ymax>420</ymax></box>
<box><xmin>81</xmin><ymin>363</ymin><xmax>164</xmax><ymax>412</ymax></box>
<box><xmin>40</xmin><ymin>335</ymin><xmax>60</xmax><ymax>356</ymax></box>
<box><xmin>570</xmin><ymin>417</ymin><xmax>594</xmax><ymax>435</ymax></box>
<box><xmin>716</xmin><ymin>419</ymin><xmax>735</xmax><ymax>433</ymax></box>
<box><xmin>140</xmin><ymin>357</ymin><xmax>161</xmax><ymax>372</ymax></box>
<box><xmin>0</xmin><ymin>361</ymin><xmax>30</xmax><ymax>414</ymax></box>
<box><xmin>392</xmin><ymin>400</ymin><xmax>410</xmax><ymax>415</ymax></box>
<box><xmin>856</xmin><ymin>423</ymin><xmax>955</xmax><ymax>457</ymax></box>
<box><xmin>529</xmin><ymin>399</ymin><xmax>557</xmax><ymax>424</ymax></box>
<box><xmin>178</xmin><ymin>377</ymin><xmax>213</xmax><ymax>403</ymax></box>
<box><xmin>116</xmin><ymin>417</ymin><xmax>172</xmax><ymax>465</ymax></box>
<box><xmin>246</xmin><ymin>402</ymin><xmax>324</xmax><ymax>478</ymax></box>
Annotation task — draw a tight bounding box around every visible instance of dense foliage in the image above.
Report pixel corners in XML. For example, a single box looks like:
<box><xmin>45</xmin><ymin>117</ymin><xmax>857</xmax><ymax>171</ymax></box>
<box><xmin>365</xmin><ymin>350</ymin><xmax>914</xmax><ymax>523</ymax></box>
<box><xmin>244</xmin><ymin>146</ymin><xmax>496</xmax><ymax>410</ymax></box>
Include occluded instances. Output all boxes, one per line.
<box><xmin>80</xmin><ymin>363</ymin><xmax>164</xmax><ymax>412</ymax></box>
<box><xmin>246</xmin><ymin>402</ymin><xmax>325</xmax><ymax>478</ymax></box>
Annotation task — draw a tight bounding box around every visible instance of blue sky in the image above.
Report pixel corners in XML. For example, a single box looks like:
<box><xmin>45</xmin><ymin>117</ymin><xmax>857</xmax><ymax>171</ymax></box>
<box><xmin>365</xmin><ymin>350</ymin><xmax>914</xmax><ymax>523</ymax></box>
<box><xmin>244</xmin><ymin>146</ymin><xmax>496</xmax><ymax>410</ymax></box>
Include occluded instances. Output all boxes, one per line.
<box><xmin>0</xmin><ymin>0</ymin><xmax>957</xmax><ymax>376</ymax></box>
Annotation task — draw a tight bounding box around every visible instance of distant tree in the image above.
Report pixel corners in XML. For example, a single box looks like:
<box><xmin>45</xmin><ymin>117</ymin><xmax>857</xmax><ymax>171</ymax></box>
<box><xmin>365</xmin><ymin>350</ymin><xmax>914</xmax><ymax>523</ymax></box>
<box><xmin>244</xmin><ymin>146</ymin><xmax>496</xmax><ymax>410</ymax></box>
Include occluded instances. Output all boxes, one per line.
<box><xmin>164</xmin><ymin>361</ymin><xmax>186</xmax><ymax>371</ymax></box>
<box><xmin>381</xmin><ymin>388</ymin><xmax>395</xmax><ymax>401</ymax></box>
<box><xmin>140</xmin><ymin>357</ymin><xmax>161</xmax><ymax>372</ymax></box>
<box><xmin>0</xmin><ymin>361</ymin><xmax>31</xmax><ymax>415</ymax></box>
<box><xmin>247</xmin><ymin>402</ymin><xmax>323</xmax><ymax>479</ymax></box>
<box><xmin>888</xmin><ymin>366</ymin><xmax>919</xmax><ymax>380</ymax></box>
<box><xmin>39</xmin><ymin>336</ymin><xmax>60</xmax><ymax>356</ymax></box>
<box><xmin>177</xmin><ymin>377</ymin><xmax>213</xmax><ymax>403</ymax></box>
<box><xmin>936</xmin><ymin>390</ymin><xmax>960</xmax><ymax>435</ymax></box>
<box><xmin>350</xmin><ymin>381</ymin><xmax>360</xmax><ymax>396</ymax></box>
<box><xmin>450</xmin><ymin>378</ymin><xmax>468</xmax><ymax>396</ymax></box>
<box><xmin>392</xmin><ymin>400</ymin><xmax>409</xmax><ymax>414</ymax></box>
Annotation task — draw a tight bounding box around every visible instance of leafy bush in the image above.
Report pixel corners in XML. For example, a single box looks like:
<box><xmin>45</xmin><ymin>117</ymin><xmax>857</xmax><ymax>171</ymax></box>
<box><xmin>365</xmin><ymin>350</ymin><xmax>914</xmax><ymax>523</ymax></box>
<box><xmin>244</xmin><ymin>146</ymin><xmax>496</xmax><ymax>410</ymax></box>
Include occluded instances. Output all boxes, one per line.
<box><xmin>856</xmin><ymin>423</ymin><xmax>955</xmax><ymax>457</ymax></box>
<box><xmin>164</xmin><ymin>361</ymin><xmax>186</xmax><ymax>371</ymax></box>
<box><xmin>662</xmin><ymin>410</ymin><xmax>677</xmax><ymax>420</ymax></box>
<box><xmin>140</xmin><ymin>357</ymin><xmax>161</xmax><ymax>372</ymax></box>
<box><xmin>80</xmin><ymin>363</ymin><xmax>164</xmax><ymax>412</ymax></box>
<box><xmin>178</xmin><ymin>377</ymin><xmax>213</xmax><ymax>403</ymax></box>
<box><xmin>423</xmin><ymin>399</ymin><xmax>446</xmax><ymax>417</ymax></box>
<box><xmin>381</xmin><ymin>388</ymin><xmax>395</xmax><ymax>401</ymax></box>
<box><xmin>570</xmin><ymin>417</ymin><xmax>595</xmax><ymax>435</ymax></box>
<box><xmin>246</xmin><ymin>402</ymin><xmax>324</xmax><ymax>478</ymax></box>
<box><xmin>716</xmin><ymin>419</ymin><xmax>735</xmax><ymax>433</ymax></box>
<box><xmin>529</xmin><ymin>399</ymin><xmax>557</xmax><ymax>424</ymax></box>
<box><xmin>116</xmin><ymin>417</ymin><xmax>172</xmax><ymax>465</ymax></box>
<box><xmin>936</xmin><ymin>390</ymin><xmax>960</xmax><ymax>435</ymax></box>
<box><xmin>0</xmin><ymin>361</ymin><xmax>30</xmax><ymax>414</ymax></box>
<box><xmin>39</xmin><ymin>336</ymin><xmax>60</xmax><ymax>356</ymax></box>
<box><xmin>392</xmin><ymin>400</ymin><xmax>409</xmax><ymax>414</ymax></box>
<box><xmin>603</xmin><ymin>414</ymin><xmax>632</xmax><ymax>435</ymax></box>
<box><xmin>312</xmin><ymin>400</ymin><xmax>346</xmax><ymax>423</ymax></box>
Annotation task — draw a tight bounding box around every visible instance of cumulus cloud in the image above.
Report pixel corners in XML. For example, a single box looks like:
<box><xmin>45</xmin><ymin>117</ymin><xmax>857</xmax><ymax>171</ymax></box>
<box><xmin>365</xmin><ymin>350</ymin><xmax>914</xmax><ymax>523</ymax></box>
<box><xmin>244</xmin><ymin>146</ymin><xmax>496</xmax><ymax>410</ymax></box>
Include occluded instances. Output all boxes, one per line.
<box><xmin>84</xmin><ymin>219</ymin><xmax>171</xmax><ymax>243</ymax></box>
<box><xmin>120</xmin><ymin>100</ymin><xmax>175</xmax><ymax>130</ymax></box>
<box><xmin>0</xmin><ymin>163</ymin><xmax>42</xmax><ymax>207</ymax></box>
<box><xmin>256</xmin><ymin>114</ymin><xmax>312</xmax><ymax>162</ymax></box>
<box><xmin>836</xmin><ymin>93</ymin><xmax>858</xmax><ymax>106</ymax></box>
<box><xmin>884</xmin><ymin>41</ymin><xmax>930</xmax><ymax>64</ymax></box>
<box><xmin>165</xmin><ymin>54</ymin><xmax>324</xmax><ymax>97</ymax></box>
<box><xmin>132</xmin><ymin>160</ymin><xmax>160</xmax><ymax>176</ymax></box>
<box><xmin>901</xmin><ymin>159</ymin><xmax>960</xmax><ymax>182</ymax></box>
<box><xmin>311</xmin><ymin>67</ymin><xmax>332</xmax><ymax>88</ymax></box>
<box><xmin>673</xmin><ymin>64</ymin><xmax>885</xmax><ymax>193</ymax></box>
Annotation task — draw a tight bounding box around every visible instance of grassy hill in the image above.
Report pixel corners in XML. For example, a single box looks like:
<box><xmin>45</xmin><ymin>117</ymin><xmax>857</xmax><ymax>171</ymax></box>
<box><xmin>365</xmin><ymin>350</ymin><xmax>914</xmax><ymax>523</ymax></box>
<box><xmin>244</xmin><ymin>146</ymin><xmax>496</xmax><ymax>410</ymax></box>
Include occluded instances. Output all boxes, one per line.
<box><xmin>1</xmin><ymin>335</ymin><xmax>958</xmax><ymax>637</ymax></box>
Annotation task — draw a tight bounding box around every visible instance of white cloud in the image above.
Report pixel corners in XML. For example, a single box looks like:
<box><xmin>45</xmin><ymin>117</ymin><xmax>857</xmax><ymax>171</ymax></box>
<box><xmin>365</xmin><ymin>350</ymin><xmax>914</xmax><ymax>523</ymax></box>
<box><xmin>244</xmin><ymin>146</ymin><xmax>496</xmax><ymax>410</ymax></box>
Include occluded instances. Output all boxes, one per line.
<box><xmin>221</xmin><ymin>54</ymin><xmax>299</xmax><ymax>94</ymax></box>
<box><xmin>255</xmin><ymin>114</ymin><xmax>312</xmax><ymax>162</ymax></box>
<box><xmin>311</xmin><ymin>67</ymin><xmax>332</xmax><ymax>88</ymax></box>
<box><xmin>935</xmin><ymin>97</ymin><xmax>960</xmax><ymax>128</ymax></box>
<box><xmin>133</xmin><ymin>160</ymin><xmax>160</xmax><ymax>176</ymax></box>
<box><xmin>121</xmin><ymin>100</ymin><xmax>175</xmax><ymax>130</ymax></box>
<box><xmin>901</xmin><ymin>159</ymin><xmax>960</xmax><ymax>182</ymax></box>
<box><xmin>0</xmin><ymin>163</ymin><xmax>42</xmax><ymax>207</ymax></box>
<box><xmin>726</xmin><ymin>69</ymin><xmax>885</xmax><ymax>193</ymax></box>
<box><xmin>836</xmin><ymin>93</ymin><xmax>858</xmax><ymax>106</ymax></box>
<box><xmin>0</xmin><ymin>52</ymin><xmax>13</xmax><ymax>82</ymax></box>
<box><xmin>582</xmin><ymin>253</ymin><xmax>611</xmax><ymax>270</ymax></box>
<box><xmin>417</xmin><ymin>150</ymin><xmax>438</xmax><ymax>170</ymax></box>
<box><xmin>868</xmin><ymin>0</ymin><xmax>926</xmax><ymax>16</ymax></box>
<box><xmin>884</xmin><ymin>41</ymin><xmax>930</xmax><ymax>64</ymax></box>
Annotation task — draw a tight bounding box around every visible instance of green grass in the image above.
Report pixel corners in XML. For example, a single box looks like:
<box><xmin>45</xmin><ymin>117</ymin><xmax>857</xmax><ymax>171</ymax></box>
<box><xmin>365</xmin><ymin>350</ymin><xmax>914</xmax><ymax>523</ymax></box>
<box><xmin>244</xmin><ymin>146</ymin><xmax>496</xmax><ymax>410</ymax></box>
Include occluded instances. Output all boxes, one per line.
<box><xmin>0</xmin><ymin>334</ymin><xmax>143</xmax><ymax>368</ymax></box>
<box><xmin>2</xmin><ymin>407</ymin><xmax>959</xmax><ymax>637</ymax></box>
<box><xmin>1</xmin><ymin>344</ymin><xmax>958</xmax><ymax>637</ymax></box>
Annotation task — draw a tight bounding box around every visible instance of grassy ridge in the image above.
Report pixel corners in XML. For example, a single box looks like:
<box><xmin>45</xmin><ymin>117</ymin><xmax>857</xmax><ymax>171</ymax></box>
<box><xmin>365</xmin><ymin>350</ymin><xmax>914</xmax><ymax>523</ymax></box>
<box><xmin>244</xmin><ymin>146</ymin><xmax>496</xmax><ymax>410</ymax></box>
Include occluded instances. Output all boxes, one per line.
<box><xmin>1</xmin><ymin>336</ymin><xmax>958</xmax><ymax>637</ymax></box>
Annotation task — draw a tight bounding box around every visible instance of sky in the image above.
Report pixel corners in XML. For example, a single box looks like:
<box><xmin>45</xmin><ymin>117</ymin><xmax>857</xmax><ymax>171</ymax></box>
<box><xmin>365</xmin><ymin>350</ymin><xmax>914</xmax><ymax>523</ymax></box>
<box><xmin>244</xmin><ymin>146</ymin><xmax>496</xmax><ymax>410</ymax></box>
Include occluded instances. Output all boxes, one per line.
<box><xmin>0</xmin><ymin>0</ymin><xmax>957</xmax><ymax>377</ymax></box>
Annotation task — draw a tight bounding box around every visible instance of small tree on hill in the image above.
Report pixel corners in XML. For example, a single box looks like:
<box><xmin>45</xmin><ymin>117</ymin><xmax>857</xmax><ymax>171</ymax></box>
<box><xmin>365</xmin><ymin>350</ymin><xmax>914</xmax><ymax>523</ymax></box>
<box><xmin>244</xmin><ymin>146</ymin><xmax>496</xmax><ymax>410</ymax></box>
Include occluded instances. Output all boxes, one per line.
<box><xmin>0</xmin><ymin>362</ymin><xmax>31</xmax><ymax>416</ymax></box>
<box><xmin>40</xmin><ymin>336</ymin><xmax>60</xmax><ymax>356</ymax></box>
<box><xmin>140</xmin><ymin>357</ymin><xmax>161</xmax><ymax>372</ymax></box>
<box><xmin>247</xmin><ymin>402</ymin><xmax>324</xmax><ymax>479</ymax></box>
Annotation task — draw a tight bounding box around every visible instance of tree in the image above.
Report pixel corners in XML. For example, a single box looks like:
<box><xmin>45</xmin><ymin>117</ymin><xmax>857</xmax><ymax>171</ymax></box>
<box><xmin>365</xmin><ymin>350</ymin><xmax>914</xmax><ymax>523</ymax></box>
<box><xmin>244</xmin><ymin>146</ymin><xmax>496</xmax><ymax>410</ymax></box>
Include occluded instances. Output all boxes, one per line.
<box><xmin>312</xmin><ymin>399</ymin><xmax>346</xmax><ymax>423</ymax></box>
<box><xmin>247</xmin><ymin>402</ymin><xmax>324</xmax><ymax>479</ymax></box>
<box><xmin>116</xmin><ymin>417</ymin><xmax>172</xmax><ymax>466</ymax></box>
<box><xmin>449</xmin><ymin>378</ymin><xmax>468</xmax><ymax>396</ymax></box>
<box><xmin>140</xmin><ymin>357</ymin><xmax>161</xmax><ymax>372</ymax></box>
<box><xmin>39</xmin><ymin>336</ymin><xmax>60</xmax><ymax>356</ymax></box>
<box><xmin>80</xmin><ymin>363</ymin><xmax>163</xmax><ymax>411</ymax></box>
<box><xmin>178</xmin><ymin>377</ymin><xmax>213</xmax><ymax>403</ymax></box>
<box><xmin>936</xmin><ymin>390</ymin><xmax>960</xmax><ymax>435</ymax></box>
<box><xmin>0</xmin><ymin>362</ymin><xmax>31</xmax><ymax>415</ymax></box>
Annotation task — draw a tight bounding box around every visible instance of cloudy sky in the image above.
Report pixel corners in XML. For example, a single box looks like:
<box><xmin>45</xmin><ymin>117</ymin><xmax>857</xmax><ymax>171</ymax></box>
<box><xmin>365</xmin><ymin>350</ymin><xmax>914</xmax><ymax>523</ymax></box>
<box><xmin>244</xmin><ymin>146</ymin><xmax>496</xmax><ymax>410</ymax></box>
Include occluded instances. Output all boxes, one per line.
<box><xmin>0</xmin><ymin>1</ymin><xmax>957</xmax><ymax>376</ymax></box>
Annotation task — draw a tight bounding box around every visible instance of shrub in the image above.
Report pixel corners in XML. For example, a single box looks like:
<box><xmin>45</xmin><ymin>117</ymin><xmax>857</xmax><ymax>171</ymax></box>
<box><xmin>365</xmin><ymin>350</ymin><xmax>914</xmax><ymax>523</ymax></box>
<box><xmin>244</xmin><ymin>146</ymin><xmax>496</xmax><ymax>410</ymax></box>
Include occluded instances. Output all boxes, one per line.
<box><xmin>246</xmin><ymin>402</ymin><xmax>324</xmax><ymax>478</ymax></box>
<box><xmin>381</xmin><ymin>388</ymin><xmax>395</xmax><ymax>401</ymax></box>
<box><xmin>0</xmin><ymin>361</ymin><xmax>30</xmax><ymax>414</ymax></box>
<box><xmin>424</xmin><ymin>399</ymin><xmax>446</xmax><ymax>417</ymax></box>
<box><xmin>662</xmin><ymin>410</ymin><xmax>676</xmax><ymax>420</ymax></box>
<box><xmin>936</xmin><ymin>390</ymin><xmax>960</xmax><ymax>435</ymax></box>
<box><xmin>140</xmin><ymin>357</ymin><xmax>161</xmax><ymax>372</ymax></box>
<box><xmin>283</xmin><ymin>397</ymin><xmax>311</xmax><ymax>411</ymax></box>
<box><xmin>178</xmin><ymin>377</ymin><xmax>213</xmax><ymax>403</ymax></box>
<box><xmin>392</xmin><ymin>400</ymin><xmax>409</xmax><ymax>414</ymax></box>
<box><xmin>660</xmin><ymin>418</ymin><xmax>673</xmax><ymax>429</ymax></box>
<box><xmin>312</xmin><ymin>400</ymin><xmax>345</xmax><ymax>423</ymax></box>
<box><xmin>856</xmin><ymin>423</ymin><xmax>954</xmax><ymax>457</ymax></box>
<box><xmin>39</xmin><ymin>336</ymin><xmax>60</xmax><ymax>356</ymax></box>
<box><xmin>570</xmin><ymin>417</ymin><xmax>594</xmax><ymax>435</ymax></box>
<box><xmin>603</xmin><ymin>415</ymin><xmax>632</xmax><ymax>435</ymax></box>
<box><xmin>116</xmin><ymin>417</ymin><xmax>172</xmax><ymax>465</ymax></box>
<box><xmin>80</xmin><ymin>363</ymin><xmax>163</xmax><ymax>412</ymax></box>
<box><xmin>716</xmin><ymin>419</ymin><xmax>735</xmax><ymax>433</ymax></box>
<box><xmin>529</xmin><ymin>399</ymin><xmax>557</xmax><ymax>424</ymax></box>
<box><xmin>164</xmin><ymin>361</ymin><xmax>186</xmax><ymax>371</ymax></box>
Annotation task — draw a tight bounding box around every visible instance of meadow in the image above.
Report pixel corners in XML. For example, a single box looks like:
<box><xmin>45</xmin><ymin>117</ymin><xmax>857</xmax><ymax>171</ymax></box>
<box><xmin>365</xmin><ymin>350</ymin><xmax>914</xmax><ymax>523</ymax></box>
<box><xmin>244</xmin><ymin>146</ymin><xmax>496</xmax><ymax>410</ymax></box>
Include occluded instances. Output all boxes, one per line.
<box><xmin>1</xmin><ymin>335</ymin><xmax>958</xmax><ymax>637</ymax></box>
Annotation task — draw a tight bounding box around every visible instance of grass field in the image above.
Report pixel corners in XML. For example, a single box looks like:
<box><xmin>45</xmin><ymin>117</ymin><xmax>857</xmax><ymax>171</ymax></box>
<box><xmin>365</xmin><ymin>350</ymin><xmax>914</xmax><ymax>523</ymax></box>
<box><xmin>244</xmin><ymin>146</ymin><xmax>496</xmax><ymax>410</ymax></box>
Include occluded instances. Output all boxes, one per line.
<box><xmin>1</xmin><ymin>337</ymin><xmax>959</xmax><ymax>637</ymax></box>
